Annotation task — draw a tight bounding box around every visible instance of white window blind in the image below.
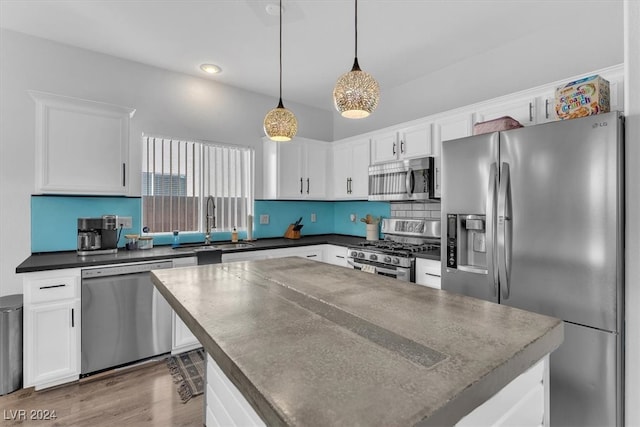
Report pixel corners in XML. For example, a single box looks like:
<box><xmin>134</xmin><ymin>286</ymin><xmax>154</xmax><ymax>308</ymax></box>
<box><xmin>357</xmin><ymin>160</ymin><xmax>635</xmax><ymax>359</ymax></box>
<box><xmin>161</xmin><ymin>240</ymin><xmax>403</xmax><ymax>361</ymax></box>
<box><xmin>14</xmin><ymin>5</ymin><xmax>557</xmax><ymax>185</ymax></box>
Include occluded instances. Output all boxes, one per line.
<box><xmin>142</xmin><ymin>136</ymin><xmax>254</xmax><ymax>234</ymax></box>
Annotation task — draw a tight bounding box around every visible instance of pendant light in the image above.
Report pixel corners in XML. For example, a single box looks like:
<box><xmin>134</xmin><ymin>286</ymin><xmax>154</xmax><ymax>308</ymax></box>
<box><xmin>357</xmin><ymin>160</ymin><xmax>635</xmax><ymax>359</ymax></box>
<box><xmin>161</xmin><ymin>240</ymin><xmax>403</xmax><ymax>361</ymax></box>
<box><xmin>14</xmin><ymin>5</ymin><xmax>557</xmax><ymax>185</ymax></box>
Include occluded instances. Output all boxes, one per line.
<box><xmin>263</xmin><ymin>0</ymin><xmax>297</xmax><ymax>142</ymax></box>
<box><xmin>333</xmin><ymin>0</ymin><xmax>380</xmax><ymax>119</ymax></box>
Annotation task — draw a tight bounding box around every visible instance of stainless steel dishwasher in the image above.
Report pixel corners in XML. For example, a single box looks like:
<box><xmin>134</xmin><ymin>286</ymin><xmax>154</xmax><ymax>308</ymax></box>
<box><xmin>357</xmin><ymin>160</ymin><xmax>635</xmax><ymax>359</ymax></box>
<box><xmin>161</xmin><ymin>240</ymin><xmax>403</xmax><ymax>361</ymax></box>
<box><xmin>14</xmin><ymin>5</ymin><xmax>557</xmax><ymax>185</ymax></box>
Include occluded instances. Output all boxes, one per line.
<box><xmin>81</xmin><ymin>260</ymin><xmax>174</xmax><ymax>375</ymax></box>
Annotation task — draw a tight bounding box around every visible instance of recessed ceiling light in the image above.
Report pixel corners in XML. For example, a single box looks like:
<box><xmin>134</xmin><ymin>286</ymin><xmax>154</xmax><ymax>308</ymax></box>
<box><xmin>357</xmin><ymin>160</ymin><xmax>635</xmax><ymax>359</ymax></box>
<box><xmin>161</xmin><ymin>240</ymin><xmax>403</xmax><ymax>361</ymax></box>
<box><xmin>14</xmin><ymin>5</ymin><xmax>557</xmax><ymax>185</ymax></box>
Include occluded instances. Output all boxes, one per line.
<box><xmin>200</xmin><ymin>64</ymin><xmax>222</xmax><ymax>74</ymax></box>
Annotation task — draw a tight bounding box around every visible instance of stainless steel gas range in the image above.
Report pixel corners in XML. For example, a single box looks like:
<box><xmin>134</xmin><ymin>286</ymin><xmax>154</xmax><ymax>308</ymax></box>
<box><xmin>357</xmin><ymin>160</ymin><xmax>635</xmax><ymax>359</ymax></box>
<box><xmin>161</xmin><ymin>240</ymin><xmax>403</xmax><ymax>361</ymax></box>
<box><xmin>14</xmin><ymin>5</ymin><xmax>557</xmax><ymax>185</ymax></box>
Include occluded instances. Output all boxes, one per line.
<box><xmin>346</xmin><ymin>218</ymin><xmax>440</xmax><ymax>282</ymax></box>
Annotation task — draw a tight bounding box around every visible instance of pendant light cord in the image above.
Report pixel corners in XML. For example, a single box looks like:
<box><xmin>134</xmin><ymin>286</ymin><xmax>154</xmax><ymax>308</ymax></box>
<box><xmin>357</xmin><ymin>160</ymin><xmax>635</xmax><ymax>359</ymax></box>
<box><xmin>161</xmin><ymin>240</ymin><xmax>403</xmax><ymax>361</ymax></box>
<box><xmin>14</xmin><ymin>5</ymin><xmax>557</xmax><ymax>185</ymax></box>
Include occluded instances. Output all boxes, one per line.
<box><xmin>354</xmin><ymin>0</ymin><xmax>358</xmax><ymax>59</ymax></box>
<box><xmin>278</xmin><ymin>0</ymin><xmax>283</xmax><ymax>106</ymax></box>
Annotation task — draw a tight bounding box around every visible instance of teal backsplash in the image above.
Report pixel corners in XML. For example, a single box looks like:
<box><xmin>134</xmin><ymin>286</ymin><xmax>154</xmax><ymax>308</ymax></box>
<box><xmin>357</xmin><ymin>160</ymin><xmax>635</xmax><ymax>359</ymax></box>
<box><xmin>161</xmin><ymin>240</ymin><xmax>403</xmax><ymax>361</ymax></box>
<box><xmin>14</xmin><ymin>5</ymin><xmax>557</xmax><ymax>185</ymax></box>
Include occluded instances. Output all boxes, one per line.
<box><xmin>31</xmin><ymin>195</ymin><xmax>141</xmax><ymax>252</ymax></box>
<box><xmin>30</xmin><ymin>196</ymin><xmax>390</xmax><ymax>252</ymax></box>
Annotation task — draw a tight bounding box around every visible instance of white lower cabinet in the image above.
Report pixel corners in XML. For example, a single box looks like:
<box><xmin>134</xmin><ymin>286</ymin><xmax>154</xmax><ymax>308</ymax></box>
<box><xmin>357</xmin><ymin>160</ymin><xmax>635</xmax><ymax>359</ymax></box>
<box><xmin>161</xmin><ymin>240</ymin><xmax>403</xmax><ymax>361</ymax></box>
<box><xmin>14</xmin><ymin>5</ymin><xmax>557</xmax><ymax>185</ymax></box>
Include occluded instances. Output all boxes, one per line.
<box><xmin>456</xmin><ymin>356</ymin><xmax>549</xmax><ymax>427</ymax></box>
<box><xmin>23</xmin><ymin>269</ymin><xmax>81</xmax><ymax>390</ymax></box>
<box><xmin>171</xmin><ymin>257</ymin><xmax>201</xmax><ymax>354</ymax></box>
<box><xmin>415</xmin><ymin>258</ymin><xmax>441</xmax><ymax>289</ymax></box>
<box><xmin>323</xmin><ymin>245</ymin><xmax>350</xmax><ymax>268</ymax></box>
<box><xmin>222</xmin><ymin>246</ymin><xmax>325</xmax><ymax>263</ymax></box>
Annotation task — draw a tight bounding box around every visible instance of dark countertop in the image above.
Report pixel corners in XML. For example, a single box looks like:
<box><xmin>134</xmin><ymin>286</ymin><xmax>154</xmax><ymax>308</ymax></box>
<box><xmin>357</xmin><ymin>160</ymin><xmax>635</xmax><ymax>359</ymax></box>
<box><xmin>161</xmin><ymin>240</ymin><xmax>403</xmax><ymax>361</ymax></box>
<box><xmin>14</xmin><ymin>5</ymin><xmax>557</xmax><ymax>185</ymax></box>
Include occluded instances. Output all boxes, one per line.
<box><xmin>151</xmin><ymin>258</ymin><xmax>563</xmax><ymax>426</ymax></box>
<box><xmin>15</xmin><ymin>234</ymin><xmax>377</xmax><ymax>273</ymax></box>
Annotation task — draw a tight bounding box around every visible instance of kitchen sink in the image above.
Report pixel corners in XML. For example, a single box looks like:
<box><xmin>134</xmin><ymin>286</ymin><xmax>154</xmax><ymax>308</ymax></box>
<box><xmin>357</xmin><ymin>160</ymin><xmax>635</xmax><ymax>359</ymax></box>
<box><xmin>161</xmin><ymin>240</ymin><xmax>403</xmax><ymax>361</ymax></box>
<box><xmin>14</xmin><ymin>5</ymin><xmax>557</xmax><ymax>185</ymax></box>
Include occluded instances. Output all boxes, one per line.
<box><xmin>173</xmin><ymin>242</ymin><xmax>255</xmax><ymax>252</ymax></box>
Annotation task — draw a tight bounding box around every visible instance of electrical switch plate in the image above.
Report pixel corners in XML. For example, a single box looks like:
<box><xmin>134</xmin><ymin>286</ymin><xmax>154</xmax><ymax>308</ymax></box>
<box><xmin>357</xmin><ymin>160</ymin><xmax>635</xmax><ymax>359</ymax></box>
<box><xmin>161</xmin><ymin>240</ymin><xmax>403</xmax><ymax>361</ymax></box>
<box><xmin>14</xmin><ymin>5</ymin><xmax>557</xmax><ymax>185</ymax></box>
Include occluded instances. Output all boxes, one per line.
<box><xmin>260</xmin><ymin>214</ymin><xmax>269</xmax><ymax>225</ymax></box>
<box><xmin>118</xmin><ymin>216</ymin><xmax>133</xmax><ymax>228</ymax></box>
<box><xmin>311</xmin><ymin>213</ymin><xmax>317</xmax><ymax>223</ymax></box>
<box><xmin>349</xmin><ymin>213</ymin><xmax>357</xmax><ymax>222</ymax></box>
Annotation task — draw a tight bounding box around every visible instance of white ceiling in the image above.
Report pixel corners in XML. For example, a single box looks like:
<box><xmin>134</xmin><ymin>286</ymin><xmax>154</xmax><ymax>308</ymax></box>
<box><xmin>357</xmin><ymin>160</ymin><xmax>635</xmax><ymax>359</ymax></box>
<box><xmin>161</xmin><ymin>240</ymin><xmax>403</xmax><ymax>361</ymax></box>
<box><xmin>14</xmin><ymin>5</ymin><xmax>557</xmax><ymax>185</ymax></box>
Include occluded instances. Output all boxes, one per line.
<box><xmin>0</xmin><ymin>0</ymin><xmax>623</xmax><ymax>112</ymax></box>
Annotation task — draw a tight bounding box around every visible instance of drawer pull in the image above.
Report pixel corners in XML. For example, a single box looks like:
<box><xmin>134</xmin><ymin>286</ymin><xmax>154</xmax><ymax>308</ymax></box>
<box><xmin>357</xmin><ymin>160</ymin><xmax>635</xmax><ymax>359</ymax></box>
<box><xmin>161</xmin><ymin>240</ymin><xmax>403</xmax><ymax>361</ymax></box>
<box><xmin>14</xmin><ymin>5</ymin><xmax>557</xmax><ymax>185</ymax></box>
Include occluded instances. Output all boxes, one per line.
<box><xmin>424</xmin><ymin>272</ymin><xmax>441</xmax><ymax>278</ymax></box>
<box><xmin>306</xmin><ymin>254</ymin><xmax>317</xmax><ymax>258</ymax></box>
<box><xmin>39</xmin><ymin>284</ymin><xmax>66</xmax><ymax>290</ymax></box>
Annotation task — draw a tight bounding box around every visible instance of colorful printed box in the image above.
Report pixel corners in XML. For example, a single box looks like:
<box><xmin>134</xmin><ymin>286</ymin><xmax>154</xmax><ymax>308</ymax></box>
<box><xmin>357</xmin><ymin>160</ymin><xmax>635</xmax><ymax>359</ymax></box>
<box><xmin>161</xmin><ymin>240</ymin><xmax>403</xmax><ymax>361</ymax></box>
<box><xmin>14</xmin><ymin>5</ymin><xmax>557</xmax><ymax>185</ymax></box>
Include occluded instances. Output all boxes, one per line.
<box><xmin>555</xmin><ymin>75</ymin><xmax>610</xmax><ymax>120</ymax></box>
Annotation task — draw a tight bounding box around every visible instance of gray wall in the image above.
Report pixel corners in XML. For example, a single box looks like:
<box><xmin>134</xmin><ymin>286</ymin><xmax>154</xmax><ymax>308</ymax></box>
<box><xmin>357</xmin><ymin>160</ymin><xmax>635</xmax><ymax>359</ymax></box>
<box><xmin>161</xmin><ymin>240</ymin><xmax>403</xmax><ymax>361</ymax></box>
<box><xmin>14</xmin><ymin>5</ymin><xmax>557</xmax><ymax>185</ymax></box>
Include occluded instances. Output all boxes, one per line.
<box><xmin>0</xmin><ymin>29</ymin><xmax>332</xmax><ymax>295</ymax></box>
<box><xmin>332</xmin><ymin>15</ymin><xmax>624</xmax><ymax>140</ymax></box>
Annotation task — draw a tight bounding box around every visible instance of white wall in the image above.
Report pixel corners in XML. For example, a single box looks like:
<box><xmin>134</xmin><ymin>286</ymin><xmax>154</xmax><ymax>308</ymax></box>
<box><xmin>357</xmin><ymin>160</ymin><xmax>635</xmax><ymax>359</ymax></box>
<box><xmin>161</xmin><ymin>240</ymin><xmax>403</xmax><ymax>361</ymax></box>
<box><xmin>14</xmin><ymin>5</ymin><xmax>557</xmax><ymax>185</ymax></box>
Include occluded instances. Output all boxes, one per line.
<box><xmin>0</xmin><ymin>29</ymin><xmax>332</xmax><ymax>296</ymax></box>
<box><xmin>333</xmin><ymin>16</ymin><xmax>624</xmax><ymax>140</ymax></box>
<box><xmin>624</xmin><ymin>2</ymin><xmax>639</xmax><ymax>425</ymax></box>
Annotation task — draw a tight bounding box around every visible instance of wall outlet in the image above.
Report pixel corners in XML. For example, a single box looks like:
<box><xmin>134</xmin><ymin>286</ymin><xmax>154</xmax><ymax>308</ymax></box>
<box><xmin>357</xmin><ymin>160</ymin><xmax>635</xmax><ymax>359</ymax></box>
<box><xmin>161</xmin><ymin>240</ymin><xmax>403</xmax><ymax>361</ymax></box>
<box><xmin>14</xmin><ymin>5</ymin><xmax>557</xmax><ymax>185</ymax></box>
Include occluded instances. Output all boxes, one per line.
<box><xmin>350</xmin><ymin>213</ymin><xmax>357</xmax><ymax>222</ymax></box>
<box><xmin>117</xmin><ymin>216</ymin><xmax>132</xmax><ymax>228</ymax></box>
<box><xmin>259</xmin><ymin>214</ymin><xmax>269</xmax><ymax>225</ymax></box>
<box><xmin>311</xmin><ymin>213</ymin><xmax>317</xmax><ymax>223</ymax></box>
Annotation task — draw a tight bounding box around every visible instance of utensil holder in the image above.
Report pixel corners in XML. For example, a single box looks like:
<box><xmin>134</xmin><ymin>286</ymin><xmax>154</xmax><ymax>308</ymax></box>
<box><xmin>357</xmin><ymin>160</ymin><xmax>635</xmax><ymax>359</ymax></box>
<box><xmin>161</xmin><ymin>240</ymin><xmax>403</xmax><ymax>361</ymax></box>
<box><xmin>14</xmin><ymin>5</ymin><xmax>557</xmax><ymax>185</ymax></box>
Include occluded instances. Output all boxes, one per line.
<box><xmin>366</xmin><ymin>223</ymin><xmax>379</xmax><ymax>241</ymax></box>
<box><xmin>284</xmin><ymin>224</ymin><xmax>301</xmax><ymax>240</ymax></box>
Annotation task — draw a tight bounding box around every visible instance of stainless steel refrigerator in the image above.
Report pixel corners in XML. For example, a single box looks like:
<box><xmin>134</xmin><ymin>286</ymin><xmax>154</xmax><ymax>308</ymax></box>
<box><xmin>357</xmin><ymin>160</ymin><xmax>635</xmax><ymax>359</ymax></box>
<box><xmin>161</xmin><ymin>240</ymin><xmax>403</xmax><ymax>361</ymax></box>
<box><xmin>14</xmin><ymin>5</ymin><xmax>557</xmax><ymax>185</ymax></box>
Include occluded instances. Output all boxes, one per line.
<box><xmin>441</xmin><ymin>111</ymin><xmax>624</xmax><ymax>427</ymax></box>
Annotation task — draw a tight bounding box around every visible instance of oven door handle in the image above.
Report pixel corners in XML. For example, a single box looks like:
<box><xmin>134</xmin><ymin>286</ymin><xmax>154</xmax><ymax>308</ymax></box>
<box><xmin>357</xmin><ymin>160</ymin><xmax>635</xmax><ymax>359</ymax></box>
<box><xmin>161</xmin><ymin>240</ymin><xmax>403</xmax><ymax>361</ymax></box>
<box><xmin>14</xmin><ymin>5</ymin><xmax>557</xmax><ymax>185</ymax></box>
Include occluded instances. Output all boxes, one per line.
<box><xmin>347</xmin><ymin>259</ymin><xmax>407</xmax><ymax>277</ymax></box>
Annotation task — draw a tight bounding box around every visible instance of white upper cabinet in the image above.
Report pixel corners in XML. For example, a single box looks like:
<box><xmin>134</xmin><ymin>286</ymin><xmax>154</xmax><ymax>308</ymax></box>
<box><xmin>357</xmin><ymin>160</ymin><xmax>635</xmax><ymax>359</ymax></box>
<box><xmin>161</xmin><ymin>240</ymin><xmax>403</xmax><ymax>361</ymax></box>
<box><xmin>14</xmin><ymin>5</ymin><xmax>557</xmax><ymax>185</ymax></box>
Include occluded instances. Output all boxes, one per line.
<box><xmin>371</xmin><ymin>122</ymin><xmax>433</xmax><ymax>164</ymax></box>
<box><xmin>371</xmin><ymin>131</ymin><xmax>399</xmax><ymax>163</ymax></box>
<box><xmin>332</xmin><ymin>138</ymin><xmax>370</xmax><ymax>199</ymax></box>
<box><xmin>399</xmin><ymin>122</ymin><xmax>434</xmax><ymax>159</ymax></box>
<box><xmin>29</xmin><ymin>91</ymin><xmax>135</xmax><ymax>195</ymax></box>
<box><xmin>432</xmin><ymin>113</ymin><xmax>474</xmax><ymax>198</ymax></box>
<box><xmin>263</xmin><ymin>137</ymin><xmax>329</xmax><ymax>200</ymax></box>
<box><xmin>473</xmin><ymin>95</ymin><xmax>538</xmax><ymax>127</ymax></box>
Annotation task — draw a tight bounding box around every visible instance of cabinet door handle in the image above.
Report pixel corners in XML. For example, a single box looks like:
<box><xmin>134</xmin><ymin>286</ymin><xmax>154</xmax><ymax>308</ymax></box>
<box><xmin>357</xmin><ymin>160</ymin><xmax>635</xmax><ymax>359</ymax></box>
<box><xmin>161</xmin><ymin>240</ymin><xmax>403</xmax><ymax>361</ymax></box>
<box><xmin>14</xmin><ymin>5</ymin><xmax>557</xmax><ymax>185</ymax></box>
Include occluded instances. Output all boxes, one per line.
<box><xmin>346</xmin><ymin>178</ymin><xmax>349</xmax><ymax>194</ymax></box>
<box><xmin>122</xmin><ymin>163</ymin><xmax>126</xmax><ymax>187</ymax></box>
<box><xmin>545</xmin><ymin>99</ymin><xmax>550</xmax><ymax>119</ymax></box>
<box><xmin>39</xmin><ymin>284</ymin><xmax>66</xmax><ymax>290</ymax></box>
<box><xmin>71</xmin><ymin>308</ymin><xmax>75</xmax><ymax>328</ymax></box>
<box><xmin>400</xmin><ymin>140</ymin><xmax>405</xmax><ymax>154</ymax></box>
<box><xmin>300</xmin><ymin>177</ymin><xmax>303</xmax><ymax>194</ymax></box>
<box><xmin>529</xmin><ymin>102</ymin><xmax>533</xmax><ymax>122</ymax></box>
<box><xmin>393</xmin><ymin>142</ymin><xmax>396</xmax><ymax>155</ymax></box>
<box><xmin>306</xmin><ymin>178</ymin><xmax>310</xmax><ymax>194</ymax></box>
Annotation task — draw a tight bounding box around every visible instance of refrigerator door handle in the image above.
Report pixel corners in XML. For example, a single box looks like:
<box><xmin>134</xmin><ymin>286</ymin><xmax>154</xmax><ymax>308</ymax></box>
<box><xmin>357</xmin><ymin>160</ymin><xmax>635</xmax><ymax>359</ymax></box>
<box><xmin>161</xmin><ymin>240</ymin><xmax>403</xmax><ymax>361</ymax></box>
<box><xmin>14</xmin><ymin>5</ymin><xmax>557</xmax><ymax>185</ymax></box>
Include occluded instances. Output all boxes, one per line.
<box><xmin>498</xmin><ymin>162</ymin><xmax>512</xmax><ymax>300</ymax></box>
<box><xmin>486</xmin><ymin>162</ymin><xmax>498</xmax><ymax>297</ymax></box>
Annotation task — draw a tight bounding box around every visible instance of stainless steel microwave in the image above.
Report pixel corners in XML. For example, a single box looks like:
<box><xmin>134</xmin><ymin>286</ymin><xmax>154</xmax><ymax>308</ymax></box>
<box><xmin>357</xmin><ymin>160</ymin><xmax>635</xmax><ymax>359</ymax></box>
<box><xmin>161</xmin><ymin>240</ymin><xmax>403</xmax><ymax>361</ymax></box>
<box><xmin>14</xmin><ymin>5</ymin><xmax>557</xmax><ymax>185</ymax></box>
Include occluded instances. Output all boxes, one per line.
<box><xmin>368</xmin><ymin>156</ymin><xmax>439</xmax><ymax>201</ymax></box>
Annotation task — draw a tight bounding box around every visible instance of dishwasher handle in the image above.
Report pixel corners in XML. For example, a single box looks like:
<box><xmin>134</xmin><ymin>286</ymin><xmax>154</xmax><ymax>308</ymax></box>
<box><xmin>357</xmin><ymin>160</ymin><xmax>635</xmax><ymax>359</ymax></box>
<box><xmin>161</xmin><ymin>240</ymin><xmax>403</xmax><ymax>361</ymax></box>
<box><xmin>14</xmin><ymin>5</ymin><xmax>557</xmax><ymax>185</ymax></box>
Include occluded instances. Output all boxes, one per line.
<box><xmin>82</xmin><ymin>260</ymin><xmax>174</xmax><ymax>279</ymax></box>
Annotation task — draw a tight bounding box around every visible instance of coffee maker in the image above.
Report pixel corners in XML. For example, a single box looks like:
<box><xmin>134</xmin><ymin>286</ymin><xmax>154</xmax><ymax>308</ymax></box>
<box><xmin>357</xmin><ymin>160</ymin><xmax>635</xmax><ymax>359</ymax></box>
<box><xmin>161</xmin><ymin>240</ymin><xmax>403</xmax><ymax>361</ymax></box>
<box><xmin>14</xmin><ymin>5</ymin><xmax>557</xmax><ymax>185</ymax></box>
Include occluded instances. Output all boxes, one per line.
<box><xmin>77</xmin><ymin>215</ymin><xmax>118</xmax><ymax>256</ymax></box>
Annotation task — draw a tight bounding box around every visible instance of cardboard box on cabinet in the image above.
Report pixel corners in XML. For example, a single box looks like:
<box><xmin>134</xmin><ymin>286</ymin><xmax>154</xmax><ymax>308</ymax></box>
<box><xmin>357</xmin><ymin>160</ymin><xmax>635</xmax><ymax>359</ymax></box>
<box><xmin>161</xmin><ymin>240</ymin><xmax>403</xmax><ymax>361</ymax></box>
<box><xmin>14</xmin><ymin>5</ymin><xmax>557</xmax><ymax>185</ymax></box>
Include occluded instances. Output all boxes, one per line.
<box><xmin>555</xmin><ymin>75</ymin><xmax>610</xmax><ymax>120</ymax></box>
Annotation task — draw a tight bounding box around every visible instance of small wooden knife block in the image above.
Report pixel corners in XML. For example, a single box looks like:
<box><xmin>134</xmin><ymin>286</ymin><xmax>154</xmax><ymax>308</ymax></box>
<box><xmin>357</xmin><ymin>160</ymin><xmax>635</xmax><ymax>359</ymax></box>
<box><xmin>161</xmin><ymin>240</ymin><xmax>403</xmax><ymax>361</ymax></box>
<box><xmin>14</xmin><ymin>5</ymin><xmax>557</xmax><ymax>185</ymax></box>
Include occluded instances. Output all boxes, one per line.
<box><xmin>284</xmin><ymin>224</ymin><xmax>301</xmax><ymax>239</ymax></box>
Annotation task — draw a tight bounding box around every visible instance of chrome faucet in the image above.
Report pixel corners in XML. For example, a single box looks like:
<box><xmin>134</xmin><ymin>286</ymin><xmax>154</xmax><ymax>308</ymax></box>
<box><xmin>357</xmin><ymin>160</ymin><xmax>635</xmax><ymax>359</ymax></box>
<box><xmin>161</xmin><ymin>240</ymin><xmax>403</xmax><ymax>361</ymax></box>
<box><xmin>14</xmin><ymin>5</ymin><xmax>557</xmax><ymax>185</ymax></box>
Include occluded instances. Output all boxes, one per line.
<box><xmin>204</xmin><ymin>196</ymin><xmax>216</xmax><ymax>244</ymax></box>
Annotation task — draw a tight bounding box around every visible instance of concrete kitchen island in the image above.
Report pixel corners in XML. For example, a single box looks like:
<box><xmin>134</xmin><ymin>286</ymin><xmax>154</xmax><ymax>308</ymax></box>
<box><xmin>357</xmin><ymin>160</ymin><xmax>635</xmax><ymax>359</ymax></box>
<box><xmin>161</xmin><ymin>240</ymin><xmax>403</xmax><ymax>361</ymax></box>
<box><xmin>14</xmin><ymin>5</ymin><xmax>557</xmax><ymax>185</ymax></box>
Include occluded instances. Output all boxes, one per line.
<box><xmin>151</xmin><ymin>257</ymin><xmax>563</xmax><ymax>426</ymax></box>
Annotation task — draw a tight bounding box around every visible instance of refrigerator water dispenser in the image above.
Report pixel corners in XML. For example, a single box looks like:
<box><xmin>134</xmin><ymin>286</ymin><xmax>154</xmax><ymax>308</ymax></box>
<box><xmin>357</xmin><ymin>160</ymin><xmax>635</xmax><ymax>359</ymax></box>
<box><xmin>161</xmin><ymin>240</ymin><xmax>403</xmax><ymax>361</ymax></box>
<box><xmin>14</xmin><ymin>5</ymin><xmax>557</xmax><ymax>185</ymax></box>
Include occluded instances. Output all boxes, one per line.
<box><xmin>447</xmin><ymin>214</ymin><xmax>488</xmax><ymax>274</ymax></box>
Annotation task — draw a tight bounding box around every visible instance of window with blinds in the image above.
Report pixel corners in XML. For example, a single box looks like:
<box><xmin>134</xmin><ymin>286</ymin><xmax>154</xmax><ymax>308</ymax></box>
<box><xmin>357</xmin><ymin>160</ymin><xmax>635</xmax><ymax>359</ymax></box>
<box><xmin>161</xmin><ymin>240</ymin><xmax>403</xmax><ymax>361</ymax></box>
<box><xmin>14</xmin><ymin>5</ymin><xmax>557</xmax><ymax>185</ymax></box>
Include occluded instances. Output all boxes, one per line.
<box><xmin>142</xmin><ymin>136</ymin><xmax>254</xmax><ymax>234</ymax></box>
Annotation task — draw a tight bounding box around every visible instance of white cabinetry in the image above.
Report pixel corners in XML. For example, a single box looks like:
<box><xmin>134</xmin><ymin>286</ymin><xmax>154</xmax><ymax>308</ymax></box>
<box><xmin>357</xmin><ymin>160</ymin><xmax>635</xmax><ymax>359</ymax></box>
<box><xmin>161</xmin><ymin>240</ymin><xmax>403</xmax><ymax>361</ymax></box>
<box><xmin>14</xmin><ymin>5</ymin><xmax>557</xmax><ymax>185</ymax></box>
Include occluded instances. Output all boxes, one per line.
<box><xmin>332</xmin><ymin>138</ymin><xmax>370</xmax><ymax>199</ymax></box>
<box><xmin>222</xmin><ymin>246</ymin><xmax>325</xmax><ymax>263</ymax></box>
<box><xmin>263</xmin><ymin>137</ymin><xmax>329</xmax><ymax>199</ymax></box>
<box><xmin>415</xmin><ymin>258</ymin><xmax>441</xmax><ymax>289</ymax></box>
<box><xmin>457</xmin><ymin>356</ymin><xmax>548</xmax><ymax>427</ymax></box>
<box><xmin>432</xmin><ymin>113</ymin><xmax>474</xmax><ymax>198</ymax></box>
<box><xmin>323</xmin><ymin>245</ymin><xmax>350</xmax><ymax>268</ymax></box>
<box><xmin>29</xmin><ymin>91</ymin><xmax>135</xmax><ymax>195</ymax></box>
<box><xmin>171</xmin><ymin>257</ymin><xmax>201</xmax><ymax>354</ymax></box>
<box><xmin>371</xmin><ymin>122</ymin><xmax>433</xmax><ymax>164</ymax></box>
<box><xmin>473</xmin><ymin>95</ymin><xmax>537</xmax><ymax>127</ymax></box>
<box><xmin>23</xmin><ymin>269</ymin><xmax>81</xmax><ymax>390</ymax></box>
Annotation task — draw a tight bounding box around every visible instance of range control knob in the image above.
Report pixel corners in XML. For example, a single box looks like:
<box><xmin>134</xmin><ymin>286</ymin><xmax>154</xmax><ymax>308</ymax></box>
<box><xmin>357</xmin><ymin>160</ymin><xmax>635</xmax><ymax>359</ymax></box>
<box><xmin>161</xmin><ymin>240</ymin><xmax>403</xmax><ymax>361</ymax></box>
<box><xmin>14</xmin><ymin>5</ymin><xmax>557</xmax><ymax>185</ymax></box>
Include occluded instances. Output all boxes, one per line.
<box><xmin>370</xmin><ymin>254</ymin><xmax>378</xmax><ymax>261</ymax></box>
<box><xmin>357</xmin><ymin>252</ymin><xmax>365</xmax><ymax>259</ymax></box>
<box><xmin>351</xmin><ymin>251</ymin><xmax>359</xmax><ymax>257</ymax></box>
<box><xmin>392</xmin><ymin>258</ymin><xmax>400</xmax><ymax>265</ymax></box>
<box><xmin>384</xmin><ymin>256</ymin><xmax>392</xmax><ymax>263</ymax></box>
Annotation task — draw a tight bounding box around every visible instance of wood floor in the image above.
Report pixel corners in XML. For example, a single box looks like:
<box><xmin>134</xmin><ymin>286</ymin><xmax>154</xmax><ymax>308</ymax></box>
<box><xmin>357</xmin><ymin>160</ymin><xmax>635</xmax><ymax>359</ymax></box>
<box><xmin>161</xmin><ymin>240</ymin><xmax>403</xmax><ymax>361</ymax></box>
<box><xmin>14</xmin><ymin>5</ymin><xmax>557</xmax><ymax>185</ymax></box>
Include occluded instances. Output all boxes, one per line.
<box><xmin>0</xmin><ymin>360</ymin><xmax>203</xmax><ymax>426</ymax></box>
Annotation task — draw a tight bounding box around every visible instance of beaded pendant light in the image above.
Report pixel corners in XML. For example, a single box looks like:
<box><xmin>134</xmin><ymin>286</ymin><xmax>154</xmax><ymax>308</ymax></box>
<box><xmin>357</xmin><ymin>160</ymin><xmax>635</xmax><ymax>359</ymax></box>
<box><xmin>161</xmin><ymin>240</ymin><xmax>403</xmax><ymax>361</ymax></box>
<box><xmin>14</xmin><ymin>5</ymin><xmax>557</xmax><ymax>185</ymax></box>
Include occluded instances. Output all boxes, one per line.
<box><xmin>333</xmin><ymin>0</ymin><xmax>380</xmax><ymax>119</ymax></box>
<box><xmin>263</xmin><ymin>0</ymin><xmax>297</xmax><ymax>141</ymax></box>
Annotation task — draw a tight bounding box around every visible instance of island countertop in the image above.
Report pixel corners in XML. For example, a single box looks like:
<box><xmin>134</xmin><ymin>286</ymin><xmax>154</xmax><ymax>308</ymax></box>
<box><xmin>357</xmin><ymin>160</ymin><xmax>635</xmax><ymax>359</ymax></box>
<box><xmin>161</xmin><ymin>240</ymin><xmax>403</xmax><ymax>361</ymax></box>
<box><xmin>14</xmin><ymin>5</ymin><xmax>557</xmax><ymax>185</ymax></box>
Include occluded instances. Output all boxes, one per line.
<box><xmin>151</xmin><ymin>257</ymin><xmax>563</xmax><ymax>426</ymax></box>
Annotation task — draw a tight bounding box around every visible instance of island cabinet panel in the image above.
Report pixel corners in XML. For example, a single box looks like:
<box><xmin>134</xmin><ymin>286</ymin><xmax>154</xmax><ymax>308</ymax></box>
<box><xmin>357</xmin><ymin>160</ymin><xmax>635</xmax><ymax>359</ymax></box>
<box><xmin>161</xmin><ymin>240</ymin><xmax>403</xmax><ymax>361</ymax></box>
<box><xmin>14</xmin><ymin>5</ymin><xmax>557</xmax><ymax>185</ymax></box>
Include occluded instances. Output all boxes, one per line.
<box><xmin>456</xmin><ymin>356</ymin><xmax>548</xmax><ymax>427</ymax></box>
<box><xmin>171</xmin><ymin>256</ymin><xmax>201</xmax><ymax>354</ymax></box>
<box><xmin>206</xmin><ymin>354</ymin><xmax>265</xmax><ymax>427</ymax></box>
